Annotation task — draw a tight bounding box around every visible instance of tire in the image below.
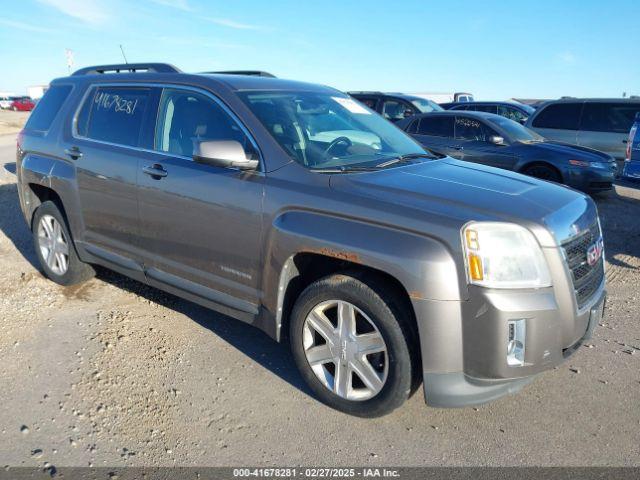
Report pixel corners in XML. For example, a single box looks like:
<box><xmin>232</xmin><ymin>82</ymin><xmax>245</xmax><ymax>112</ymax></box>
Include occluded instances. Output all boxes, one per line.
<box><xmin>32</xmin><ymin>201</ymin><xmax>95</xmax><ymax>286</ymax></box>
<box><xmin>289</xmin><ymin>273</ymin><xmax>417</xmax><ymax>417</ymax></box>
<box><xmin>523</xmin><ymin>163</ymin><xmax>562</xmax><ymax>183</ymax></box>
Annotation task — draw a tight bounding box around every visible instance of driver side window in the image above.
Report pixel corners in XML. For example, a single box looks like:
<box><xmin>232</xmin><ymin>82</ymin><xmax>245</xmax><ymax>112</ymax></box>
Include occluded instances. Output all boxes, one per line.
<box><xmin>382</xmin><ymin>100</ymin><xmax>414</xmax><ymax>121</ymax></box>
<box><xmin>454</xmin><ymin>116</ymin><xmax>498</xmax><ymax>142</ymax></box>
<box><xmin>155</xmin><ymin>88</ymin><xmax>254</xmax><ymax>158</ymax></box>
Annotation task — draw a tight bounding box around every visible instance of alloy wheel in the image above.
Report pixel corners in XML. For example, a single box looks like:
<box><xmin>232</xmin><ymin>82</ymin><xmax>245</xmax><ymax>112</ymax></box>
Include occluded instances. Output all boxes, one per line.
<box><xmin>302</xmin><ymin>300</ymin><xmax>388</xmax><ymax>401</ymax></box>
<box><xmin>37</xmin><ymin>214</ymin><xmax>70</xmax><ymax>276</ymax></box>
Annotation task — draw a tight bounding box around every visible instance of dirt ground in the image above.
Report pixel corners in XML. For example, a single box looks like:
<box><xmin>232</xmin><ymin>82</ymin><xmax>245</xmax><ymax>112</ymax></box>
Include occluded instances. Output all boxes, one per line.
<box><xmin>0</xmin><ymin>109</ymin><xmax>30</xmax><ymax>135</ymax></box>
<box><xmin>0</xmin><ymin>129</ymin><xmax>639</xmax><ymax>468</ymax></box>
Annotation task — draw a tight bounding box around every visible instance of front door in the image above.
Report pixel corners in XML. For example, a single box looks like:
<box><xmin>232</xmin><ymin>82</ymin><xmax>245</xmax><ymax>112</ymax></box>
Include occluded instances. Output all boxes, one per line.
<box><xmin>453</xmin><ymin>116</ymin><xmax>518</xmax><ymax>170</ymax></box>
<box><xmin>136</xmin><ymin>87</ymin><xmax>265</xmax><ymax>312</ymax></box>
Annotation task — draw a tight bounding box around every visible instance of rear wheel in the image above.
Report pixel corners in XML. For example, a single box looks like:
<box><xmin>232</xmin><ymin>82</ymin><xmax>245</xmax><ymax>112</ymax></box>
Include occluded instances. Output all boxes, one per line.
<box><xmin>523</xmin><ymin>163</ymin><xmax>562</xmax><ymax>183</ymax></box>
<box><xmin>289</xmin><ymin>273</ymin><xmax>416</xmax><ymax>417</ymax></box>
<box><xmin>32</xmin><ymin>201</ymin><xmax>95</xmax><ymax>286</ymax></box>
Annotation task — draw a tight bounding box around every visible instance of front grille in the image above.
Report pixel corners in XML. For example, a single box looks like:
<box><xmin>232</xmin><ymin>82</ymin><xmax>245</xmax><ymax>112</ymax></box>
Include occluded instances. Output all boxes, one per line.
<box><xmin>561</xmin><ymin>221</ymin><xmax>604</xmax><ymax>310</ymax></box>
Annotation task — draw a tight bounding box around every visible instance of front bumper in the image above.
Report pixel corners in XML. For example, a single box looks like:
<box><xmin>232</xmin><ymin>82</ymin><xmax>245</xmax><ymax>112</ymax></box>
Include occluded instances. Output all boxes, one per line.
<box><xmin>414</xmin><ymin>284</ymin><xmax>606</xmax><ymax>408</ymax></box>
<box><xmin>565</xmin><ymin>164</ymin><xmax>616</xmax><ymax>192</ymax></box>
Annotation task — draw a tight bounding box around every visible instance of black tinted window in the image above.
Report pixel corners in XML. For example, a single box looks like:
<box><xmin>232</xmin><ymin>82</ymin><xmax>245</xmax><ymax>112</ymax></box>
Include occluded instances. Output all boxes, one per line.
<box><xmin>353</xmin><ymin>97</ymin><xmax>377</xmax><ymax>109</ymax></box>
<box><xmin>417</xmin><ymin>116</ymin><xmax>454</xmax><ymax>137</ymax></box>
<box><xmin>455</xmin><ymin>116</ymin><xmax>498</xmax><ymax>142</ymax></box>
<box><xmin>532</xmin><ymin>102</ymin><xmax>582</xmax><ymax>130</ymax></box>
<box><xmin>580</xmin><ymin>103</ymin><xmax>640</xmax><ymax>133</ymax></box>
<box><xmin>474</xmin><ymin>105</ymin><xmax>498</xmax><ymax>114</ymax></box>
<box><xmin>25</xmin><ymin>85</ymin><xmax>72</xmax><ymax>132</ymax></box>
<box><xmin>155</xmin><ymin>88</ymin><xmax>253</xmax><ymax>158</ymax></box>
<box><xmin>78</xmin><ymin>87</ymin><xmax>150</xmax><ymax>147</ymax></box>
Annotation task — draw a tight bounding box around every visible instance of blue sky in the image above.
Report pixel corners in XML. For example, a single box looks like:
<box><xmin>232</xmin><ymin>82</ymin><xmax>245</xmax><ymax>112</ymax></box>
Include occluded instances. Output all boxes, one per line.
<box><xmin>1</xmin><ymin>0</ymin><xmax>638</xmax><ymax>99</ymax></box>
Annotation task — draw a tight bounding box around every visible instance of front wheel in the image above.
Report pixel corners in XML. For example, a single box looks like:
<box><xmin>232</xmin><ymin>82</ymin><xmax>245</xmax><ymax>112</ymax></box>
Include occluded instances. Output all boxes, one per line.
<box><xmin>32</xmin><ymin>201</ymin><xmax>95</xmax><ymax>286</ymax></box>
<box><xmin>289</xmin><ymin>273</ymin><xmax>417</xmax><ymax>417</ymax></box>
<box><xmin>523</xmin><ymin>163</ymin><xmax>562</xmax><ymax>183</ymax></box>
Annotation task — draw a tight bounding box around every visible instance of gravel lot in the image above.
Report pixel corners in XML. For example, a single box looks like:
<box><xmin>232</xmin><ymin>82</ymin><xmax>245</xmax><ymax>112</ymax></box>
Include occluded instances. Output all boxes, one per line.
<box><xmin>0</xmin><ymin>121</ymin><xmax>639</xmax><ymax>468</ymax></box>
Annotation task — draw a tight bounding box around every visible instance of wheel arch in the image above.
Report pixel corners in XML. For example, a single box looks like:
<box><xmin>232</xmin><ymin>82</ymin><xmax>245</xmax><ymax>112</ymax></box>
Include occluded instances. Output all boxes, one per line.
<box><xmin>518</xmin><ymin>160</ymin><xmax>564</xmax><ymax>183</ymax></box>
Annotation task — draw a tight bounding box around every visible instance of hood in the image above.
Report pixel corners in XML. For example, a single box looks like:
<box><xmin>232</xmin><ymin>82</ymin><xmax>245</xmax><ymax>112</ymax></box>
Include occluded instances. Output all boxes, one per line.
<box><xmin>330</xmin><ymin>158</ymin><xmax>593</xmax><ymax>246</ymax></box>
<box><xmin>525</xmin><ymin>140</ymin><xmax>615</xmax><ymax>162</ymax></box>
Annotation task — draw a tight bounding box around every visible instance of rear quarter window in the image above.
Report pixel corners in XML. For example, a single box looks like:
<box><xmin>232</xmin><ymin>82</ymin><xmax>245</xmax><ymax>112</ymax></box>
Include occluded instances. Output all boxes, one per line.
<box><xmin>76</xmin><ymin>86</ymin><xmax>151</xmax><ymax>147</ymax></box>
<box><xmin>531</xmin><ymin>102</ymin><xmax>582</xmax><ymax>130</ymax></box>
<box><xmin>24</xmin><ymin>85</ymin><xmax>72</xmax><ymax>132</ymax></box>
<box><xmin>580</xmin><ymin>102</ymin><xmax>640</xmax><ymax>133</ymax></box>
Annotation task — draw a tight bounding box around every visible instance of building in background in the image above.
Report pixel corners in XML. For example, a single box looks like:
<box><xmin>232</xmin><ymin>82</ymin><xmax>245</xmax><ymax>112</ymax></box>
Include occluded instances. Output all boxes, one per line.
<box><xmin>27</xmin><ymin>84</ymin><xmax>49</xmax><ymax>99</ymax></box>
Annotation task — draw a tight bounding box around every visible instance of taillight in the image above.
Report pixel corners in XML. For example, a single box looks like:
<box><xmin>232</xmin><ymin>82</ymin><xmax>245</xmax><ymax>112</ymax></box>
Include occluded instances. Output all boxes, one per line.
<box><xmin>626</xmin><ymin>125</ymin><xmax>637</xmax><ymax>162</ymax></box>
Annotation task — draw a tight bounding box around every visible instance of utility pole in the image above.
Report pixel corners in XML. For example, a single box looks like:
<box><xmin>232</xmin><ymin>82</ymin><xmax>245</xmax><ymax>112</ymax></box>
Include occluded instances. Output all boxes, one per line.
<box><xmin>119</xmin><ymin>44</ymin><xmax>128</xmax><ymax>64</ymax></box>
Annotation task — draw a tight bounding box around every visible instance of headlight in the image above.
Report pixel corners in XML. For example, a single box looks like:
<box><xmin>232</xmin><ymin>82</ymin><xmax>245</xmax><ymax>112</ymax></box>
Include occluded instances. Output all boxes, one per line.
<box><xmin>462</xmin><ymin>222</ymin><xmax>552</xmax><ymax>289</ymax></box>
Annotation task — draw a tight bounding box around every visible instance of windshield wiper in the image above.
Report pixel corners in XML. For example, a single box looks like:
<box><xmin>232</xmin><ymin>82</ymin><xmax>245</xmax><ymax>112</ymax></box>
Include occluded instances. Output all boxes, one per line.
<box><xmin>375</xmin><ymin>152</ymin><xmax>436</xmax><ymax>168</ymax></box>
<box><xmin>311</xmin><ymin>165</ymin><xmax>380</xmax><ymax>173</ymax></box>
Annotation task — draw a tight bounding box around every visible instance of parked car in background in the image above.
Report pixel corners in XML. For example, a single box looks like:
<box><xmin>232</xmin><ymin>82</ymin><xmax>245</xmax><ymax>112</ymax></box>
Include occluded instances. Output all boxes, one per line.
<box><xmin>526</xmin><ymin>98</ymin><xmax>640</xmax><ymax>170</ymax></box>
<box><xmin>16</xmin><ymin>63</ymin><xmax>606</xmax><ymax>416</ymax></box>
<box><xmin>440</xmin><ymin>101</ymin><xmax>535</xmax><ymax>125</ymax></box>
<box><xmin>411</xmin><ymin>92</ymin><xmax>474</xmax><ymax>104</ymax></box>
<box><xmin>622</xmin><ymin>112</ymin><xmax>640</xmax><ymax>180</ymax></box>
<box><xmin>348</xmin><ymin>91</ymin><xmax>442</xmax><ymax>122</ymax></box>
<box><xmin>398</xmin><ymin>111</ymin><xmax>617</xmax><ymax>193</ymax></box>
<box><xmin>9</xmin><ymin>96</ymin><xmax>35</xmax><ymax>111</ymax></box>
<box><xmin>0</xmin><ymin>96</ymin><xmax>14</xmax><ymax>109</ymax></box>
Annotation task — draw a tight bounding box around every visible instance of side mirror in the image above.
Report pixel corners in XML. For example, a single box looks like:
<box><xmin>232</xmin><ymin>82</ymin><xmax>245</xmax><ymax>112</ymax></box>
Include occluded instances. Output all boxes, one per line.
<box><xmin>403</xmin><ymin>109</ymin><xmax>414</xmax><ymax>118</ymax></box>
<box><xmin>489</xmin><ymin>135</ymin><xmax>506</xmax><ymax>145</ymax></box>
<box><xmin>518</xmin><ymin>117</ymin><xmax>528</xmax><ymax>125</ymax></box>
<box><xmin>193</xmin><ymin>140</ymin><xmax>259</xmax><ymax>170</ymax></box>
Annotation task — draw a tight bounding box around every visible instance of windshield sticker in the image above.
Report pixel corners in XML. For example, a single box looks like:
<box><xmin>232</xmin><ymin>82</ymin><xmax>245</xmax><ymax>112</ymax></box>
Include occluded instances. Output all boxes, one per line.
<box><xmin>331</xmin><ymin>97</ymin><xmax>371</xmax><ymax>115</ymax></box>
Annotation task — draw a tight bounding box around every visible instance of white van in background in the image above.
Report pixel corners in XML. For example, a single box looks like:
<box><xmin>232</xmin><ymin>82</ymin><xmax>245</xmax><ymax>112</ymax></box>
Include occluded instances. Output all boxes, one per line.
<box><xmin>412</xmin><ymin>92</ymin><xmax>474</xmax><ymax>104</ymax></box>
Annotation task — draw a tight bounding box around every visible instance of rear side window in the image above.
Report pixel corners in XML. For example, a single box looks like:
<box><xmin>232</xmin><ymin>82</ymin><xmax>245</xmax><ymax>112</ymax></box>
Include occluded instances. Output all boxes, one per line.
<box><xmin>531</xmin><ymin>102</ymin><xmax>582</xmax><ymax>130</ymax></box>
<box><xmin>580</xmin><ymin>103</ymin><xmax>640</xmax><ymax>133</ymax></box>
<box><xmin>353</xmin><ymin>97</ymin><xmax>378</xmax><ymax>110</ymax></box>
<box><xmin>76</xmin><ymin>86</ymin><xmax>151</xmax><ymax>147</ymax></box>
<box><xmin>24</xmin><ymin>85</ymin><xmax>72</xmax><ymax>132</ymax></box>
<box><xmin>474</xmin><ymin>104</ymin><xmax>498</xmax><ymax>114</ymax></box>
<box><xmin>417</xmin><ymin>116</ymin><xmax>454</xmax><ymax>137</ymax></box>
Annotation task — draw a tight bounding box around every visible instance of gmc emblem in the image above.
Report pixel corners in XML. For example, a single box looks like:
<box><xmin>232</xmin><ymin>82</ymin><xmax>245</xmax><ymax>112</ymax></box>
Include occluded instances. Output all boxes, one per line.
<box><xmin>586</xmin><ymin>237</ymin><xmax>604</xmax><ymax>266</ymax></box>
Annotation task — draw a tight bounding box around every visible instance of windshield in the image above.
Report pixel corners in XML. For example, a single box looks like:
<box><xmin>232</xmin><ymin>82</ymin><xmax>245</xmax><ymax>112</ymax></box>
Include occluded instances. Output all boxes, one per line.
<box><xmin>490</xmin><ymin>116</ymin><xmax>544</xmax><ymax>143</ymax></box>
<box><xmin>239</xmin><ymin>91</ymin><xmax>429</xmax><ymax>170</ymax></box>
<box><xmin>409</xmin><ymin>98</ymin><xmax>443</xmax><ymax>113</ymax></box>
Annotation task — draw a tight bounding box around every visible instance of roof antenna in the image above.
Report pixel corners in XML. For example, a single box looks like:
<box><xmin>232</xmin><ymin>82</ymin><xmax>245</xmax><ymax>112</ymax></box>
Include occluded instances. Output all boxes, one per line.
<box><xmin>119</xmin><ymin>44</ymin><xmax>128</xmax><ymax>64</ymax></box>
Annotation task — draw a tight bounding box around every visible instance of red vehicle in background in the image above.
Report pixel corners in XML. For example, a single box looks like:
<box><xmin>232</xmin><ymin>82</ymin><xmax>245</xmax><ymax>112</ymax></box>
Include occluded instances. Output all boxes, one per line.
<box><xmin>9</xmin><ymin>97</ymin><xmax>35</xmax><ymax>111</ymax></box>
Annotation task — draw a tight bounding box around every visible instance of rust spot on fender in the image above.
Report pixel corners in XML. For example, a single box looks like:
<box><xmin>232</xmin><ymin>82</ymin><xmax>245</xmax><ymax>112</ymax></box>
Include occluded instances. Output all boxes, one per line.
<box><xmin>311</xmin><ymin>248</ymin><xmax>361</xmax><ymax>264</ymax></box>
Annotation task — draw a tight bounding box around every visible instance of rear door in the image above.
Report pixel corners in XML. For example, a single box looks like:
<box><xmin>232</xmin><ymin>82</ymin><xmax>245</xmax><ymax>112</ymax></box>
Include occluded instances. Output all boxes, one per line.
<box><xmin>67</xmin><ymin>84</ymin><xmax>159</xmax><ymax>265</ymax></box>
<box><xmin>453</xmin><ymin>115</ymin><xmax>518</xmax><ymax>169</ymax></box>
<box><xmin>577</xmin><ymin>102</ymin><xmax>640</xmax><ymax>161</ymax></box>
<box><xmin>529</xmin><ymin>102</ymin><xmax>582</xmax><ymax>144</ymax></box>
<box><xmin>411</xmin><ymin>115</ymin><xmax>456</xmax><ymax>155</ymax></box>
<box><xmin>136</xmin><ymin>86</ymin><xmax>264</xmax><ymax>312</ymax></box>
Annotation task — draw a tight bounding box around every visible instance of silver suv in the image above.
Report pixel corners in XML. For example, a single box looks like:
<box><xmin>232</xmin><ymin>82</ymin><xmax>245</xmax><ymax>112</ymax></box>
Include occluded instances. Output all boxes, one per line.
<box><xmin>17</xmin><ymin>63</ymin><xmax>606</xmax><ymax>417</ymax></box>
<box><xmin>526</xmin><ymin>98</ymin><xmax>640</xmax><ymax>170</ymax></box>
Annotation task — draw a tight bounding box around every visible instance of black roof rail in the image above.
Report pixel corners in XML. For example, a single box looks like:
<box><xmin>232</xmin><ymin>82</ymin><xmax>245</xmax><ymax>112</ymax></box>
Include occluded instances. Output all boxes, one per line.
<box><xmin>347</xmin><ymin>91</ymin><xmax>384</xmax><ymax>96</ymax></box>
<box><xmin>72</xmin><ymin>63</ymin><xmax>181</xmax><ymax>76</ymax></box>
<box><xmin>203</xmin><ymin>70</ymin><xmax>276</xmax><ymax>78</ymax></box>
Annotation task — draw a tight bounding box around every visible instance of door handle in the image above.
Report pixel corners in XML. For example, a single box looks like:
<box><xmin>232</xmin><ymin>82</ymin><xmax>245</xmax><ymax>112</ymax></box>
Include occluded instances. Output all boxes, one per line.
<box><xmin>64</xmin><ymin>147</ymin><xmax>83</xmax><ymax>160</ymax></box>
<box><xmin>142</xmin><ymin>164</ymin><xmax>168</xmax><ymax>178</ymax></box>
<box><xmin>447</xmin><ymin>145</ymin><xmax>464</xmax><ymax>151</ymax></box>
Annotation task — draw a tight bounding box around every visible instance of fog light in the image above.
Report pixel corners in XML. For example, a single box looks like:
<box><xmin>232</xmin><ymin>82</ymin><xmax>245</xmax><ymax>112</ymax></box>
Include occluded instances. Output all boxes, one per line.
<box><xmin>507</xmin><ymin>319</ymin><xmax>526</xmax><ymax>366</ymax></box>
